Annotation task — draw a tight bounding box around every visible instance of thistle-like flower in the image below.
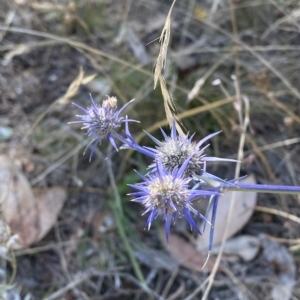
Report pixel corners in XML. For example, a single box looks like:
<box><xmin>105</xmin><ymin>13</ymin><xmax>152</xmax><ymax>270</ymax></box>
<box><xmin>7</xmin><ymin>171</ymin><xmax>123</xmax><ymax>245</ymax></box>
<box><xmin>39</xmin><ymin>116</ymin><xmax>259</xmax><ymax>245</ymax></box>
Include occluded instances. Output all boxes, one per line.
<box><xmin>123</xmin><ymin>119</ymin><xmax>237</xmax><ymax>185</ymax></box>
<box><xmin>128</xmin><ymin>158</ymin><xmax>219</xmax><ymax>240</ymax></box>
<box><xmin>69</xmin><ymin>95</ymin><xmax>135</xmax><ymax>161</ymax></box>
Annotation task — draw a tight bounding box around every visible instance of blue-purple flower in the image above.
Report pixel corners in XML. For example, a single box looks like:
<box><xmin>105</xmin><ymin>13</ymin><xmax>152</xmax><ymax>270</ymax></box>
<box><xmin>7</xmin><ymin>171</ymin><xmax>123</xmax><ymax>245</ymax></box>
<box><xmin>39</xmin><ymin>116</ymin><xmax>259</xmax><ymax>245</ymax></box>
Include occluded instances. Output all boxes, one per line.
<box><xmin>69</xmin><ymin>95</ymin><xmax>135</xmax><ymax>161</ymax></box>
<box><xmin>123</xmin><ymin>118</ymin><xmax>237</xmax><ymax>185</ymax></box>
<box><xmin>128</xmin><ymin>158</ymin><xmax>219</xmax><ymax>240</ymax></box>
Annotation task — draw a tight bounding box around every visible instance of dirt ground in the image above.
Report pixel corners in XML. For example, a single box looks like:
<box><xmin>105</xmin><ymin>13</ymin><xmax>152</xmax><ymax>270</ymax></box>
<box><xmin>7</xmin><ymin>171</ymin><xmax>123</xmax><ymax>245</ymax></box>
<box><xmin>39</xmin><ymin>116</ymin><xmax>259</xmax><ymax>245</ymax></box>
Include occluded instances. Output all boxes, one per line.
<box><xmin>1</xmin><ymin>0</ymin><xmax>300</xmax><ymax>299</ymax></box>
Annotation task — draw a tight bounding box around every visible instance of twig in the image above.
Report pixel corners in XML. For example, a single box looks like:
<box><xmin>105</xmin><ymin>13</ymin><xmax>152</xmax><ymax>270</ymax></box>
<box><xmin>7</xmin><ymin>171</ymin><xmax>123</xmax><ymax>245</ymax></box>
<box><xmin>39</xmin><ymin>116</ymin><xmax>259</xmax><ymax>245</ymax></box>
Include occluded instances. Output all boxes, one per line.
<box><xmin>44</xmin><ymin>271</ymin><xmax>94</xmax><ymax>300</ymax></box>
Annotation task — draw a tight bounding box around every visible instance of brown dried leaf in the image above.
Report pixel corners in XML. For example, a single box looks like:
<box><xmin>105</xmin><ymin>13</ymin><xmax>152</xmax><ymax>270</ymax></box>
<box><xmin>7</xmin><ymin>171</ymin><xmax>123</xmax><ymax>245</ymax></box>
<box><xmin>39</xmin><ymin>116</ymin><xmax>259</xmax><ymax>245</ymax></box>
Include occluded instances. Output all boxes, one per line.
<box><xmin>33</xmin><ymin>187</ymin><xmax>67</xmax><ymax>243</ymax></box>
<box><xmin>0</xmin><ymin>156</ymin><xmax>66</xmax><ymax>249</ymax></box>
<box><xmin>159</xmin><ymin>229</ymin><xmax>216</xmax><ymax>272</ymax></box>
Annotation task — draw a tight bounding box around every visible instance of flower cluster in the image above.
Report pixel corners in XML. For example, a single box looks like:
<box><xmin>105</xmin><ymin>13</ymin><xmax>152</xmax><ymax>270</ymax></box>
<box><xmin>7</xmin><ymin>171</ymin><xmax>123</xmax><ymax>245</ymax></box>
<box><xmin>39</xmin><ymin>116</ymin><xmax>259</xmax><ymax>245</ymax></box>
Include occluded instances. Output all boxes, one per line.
<box><xmin>123</xmin><ymin>118</ymin><xmax>236</xmax><ymax>180</ymax></box>
<box><xmin>70</xmin><ymin>94</ymin><xmax>300</xmax><ymax>256</ymax></box>
<box><xmin>122</xmin><ymin>118</ymin><xmax>237</xmax><ymax>242</ymax></box>
<box><xmin>69</xmin><ymin>95</ymin><xmax>236</xmax><ymax>247</ymax></box>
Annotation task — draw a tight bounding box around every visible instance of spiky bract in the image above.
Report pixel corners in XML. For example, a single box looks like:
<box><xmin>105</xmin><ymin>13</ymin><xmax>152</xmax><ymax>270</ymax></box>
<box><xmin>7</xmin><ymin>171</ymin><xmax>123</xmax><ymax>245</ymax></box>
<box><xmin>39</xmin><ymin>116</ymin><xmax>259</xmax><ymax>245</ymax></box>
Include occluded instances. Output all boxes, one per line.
<box><xmin>124</xmin><ymin>119</ymin><xmax>237</xmax><ymax>182</ymax></box>
<box><xmin>69</xmin><ymin>95</ymin><xmax>135</xmax><ymax>160</ymax></box>
<box><xmin>128</xmin><ymin>158</ymin><xmax>219</xmax><ymax>240</ymax></box>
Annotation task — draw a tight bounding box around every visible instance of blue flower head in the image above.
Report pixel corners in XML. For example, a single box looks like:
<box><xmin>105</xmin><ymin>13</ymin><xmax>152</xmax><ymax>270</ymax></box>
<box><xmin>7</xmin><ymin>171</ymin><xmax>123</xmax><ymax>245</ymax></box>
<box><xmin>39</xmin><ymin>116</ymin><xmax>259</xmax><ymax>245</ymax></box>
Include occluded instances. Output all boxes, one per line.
<box><xmin>128</xmin><ymin>157</ymin><xmax>219</xmax><ymax>241</ymax></box>
<box><xmin>69</xmin><ymin>95</ymin><xmax>135</xmax><ymax>161</ymax></box>
<box><xmin>123</xmin><ymin>119</ymin><xmax>237</xmax><ymax>185</ymax></box>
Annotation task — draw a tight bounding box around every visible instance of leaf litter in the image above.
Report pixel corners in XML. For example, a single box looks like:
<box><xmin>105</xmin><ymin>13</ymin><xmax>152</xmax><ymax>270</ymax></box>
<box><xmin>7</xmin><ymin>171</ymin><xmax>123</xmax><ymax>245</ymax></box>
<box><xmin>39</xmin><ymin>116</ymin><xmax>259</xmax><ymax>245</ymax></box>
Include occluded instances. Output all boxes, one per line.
<box><xmin>0</xmin><ymin>155</ymin><xmax>66</xmax><ymax>249</ymax></box>
<box><xmin>260</xmin><ymin>234</ymin><xmax>296</xmax><ymax>300</ymax></box>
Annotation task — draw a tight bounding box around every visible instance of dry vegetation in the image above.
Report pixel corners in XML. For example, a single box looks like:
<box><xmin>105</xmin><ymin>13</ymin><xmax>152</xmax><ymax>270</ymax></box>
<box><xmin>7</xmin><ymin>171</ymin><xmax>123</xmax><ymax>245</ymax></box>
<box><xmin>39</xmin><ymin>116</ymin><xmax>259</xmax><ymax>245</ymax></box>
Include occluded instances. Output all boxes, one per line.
<box><xmin>1</xmin><ymin>0</ymin><xmax>300</xmax><ymax>299</ymax></box>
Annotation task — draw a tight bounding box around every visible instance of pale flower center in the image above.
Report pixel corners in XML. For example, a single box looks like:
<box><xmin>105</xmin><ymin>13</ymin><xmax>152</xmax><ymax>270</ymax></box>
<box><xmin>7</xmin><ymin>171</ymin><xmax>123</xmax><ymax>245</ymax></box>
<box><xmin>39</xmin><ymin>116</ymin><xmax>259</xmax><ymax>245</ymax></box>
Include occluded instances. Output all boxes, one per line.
<box><xmin>147</xmin><ymin>176</ymin><xmax>189</xmax><ymax>215</ymax></box>
<box><xmin>157</xmin><ymin>138</ymin><xmax>204</xmax><ymax>176</ymax></box>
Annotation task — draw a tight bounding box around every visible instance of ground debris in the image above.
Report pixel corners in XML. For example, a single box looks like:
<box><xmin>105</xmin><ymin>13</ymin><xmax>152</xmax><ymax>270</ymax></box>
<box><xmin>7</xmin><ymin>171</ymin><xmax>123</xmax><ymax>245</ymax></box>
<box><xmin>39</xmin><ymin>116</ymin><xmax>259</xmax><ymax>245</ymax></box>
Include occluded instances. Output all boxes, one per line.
<box><xmin>260</xmin><ymin>234</ymin><xmax>296</xmax><ymax>300</ymax></box>
<box><xmin>0</xmin><ymin>155</ymin><xmax>66</xmax><ymax>249</ymax></box>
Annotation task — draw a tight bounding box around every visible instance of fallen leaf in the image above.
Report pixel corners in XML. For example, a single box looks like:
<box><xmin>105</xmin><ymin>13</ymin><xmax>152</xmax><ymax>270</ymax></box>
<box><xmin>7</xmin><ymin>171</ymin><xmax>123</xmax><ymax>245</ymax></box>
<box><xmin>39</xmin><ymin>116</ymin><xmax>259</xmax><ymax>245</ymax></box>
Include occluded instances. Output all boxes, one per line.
<box><xmin>33</xmin><ymin>187</ymin><xmax>67</xmax><ymax>243</ymax></box>
<box><xmin>260</xmin><ymin>234</ymin><xmax>296</xmax><ymax>300</ymax></box>
<box><xmin>159</xmin><ymin>229</ymin><xmax>216</xmax><ymax>272</ymax></box>
<box><xmin>197</xmin><ymin>174</ymin><xmax>257</xmax><ymax>250</ymax></box>
<box><xmin>0</xmin><ymin>155</ymin><xmax>66</xmax><ymax>249</ymax></box>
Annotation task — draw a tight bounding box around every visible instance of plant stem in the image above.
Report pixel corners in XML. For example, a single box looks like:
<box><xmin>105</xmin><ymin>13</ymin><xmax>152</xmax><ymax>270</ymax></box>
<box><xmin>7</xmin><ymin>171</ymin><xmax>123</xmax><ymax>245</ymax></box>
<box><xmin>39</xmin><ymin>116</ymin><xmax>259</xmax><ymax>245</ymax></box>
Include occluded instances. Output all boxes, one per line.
<box><xmin>112</xmin><ymin>205</ymin><xmax>146</xmax><ymax>284</ymax></box>
<box><xmin>106</xmin><ymin>157</ymin><xmax>146</xmax><ymax>286</ymax></box>
<box><xmin>220</xmin><ymin>183</ymin><xmax>300</xmax><ymax>195</ymax></box>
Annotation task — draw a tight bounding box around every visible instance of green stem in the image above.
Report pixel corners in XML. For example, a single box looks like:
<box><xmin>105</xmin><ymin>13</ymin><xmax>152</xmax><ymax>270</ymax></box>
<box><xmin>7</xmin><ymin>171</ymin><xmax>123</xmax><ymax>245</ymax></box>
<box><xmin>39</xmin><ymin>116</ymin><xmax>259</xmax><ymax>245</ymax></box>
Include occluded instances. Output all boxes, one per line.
<box><xmin>112</xmin><ymin>204</ymin><xmax>146</xmax><ymax>285</ymax></box>
<box><xmin>106</xmin><ymin>157</ymin><xmax>146</xmax><ymax>286</ymax></box>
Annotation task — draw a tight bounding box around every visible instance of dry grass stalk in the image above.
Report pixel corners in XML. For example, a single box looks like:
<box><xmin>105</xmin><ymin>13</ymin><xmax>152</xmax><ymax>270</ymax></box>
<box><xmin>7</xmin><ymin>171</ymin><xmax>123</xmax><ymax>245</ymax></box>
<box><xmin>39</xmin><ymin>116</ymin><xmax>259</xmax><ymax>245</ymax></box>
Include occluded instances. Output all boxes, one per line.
<box><xmin>154</xmin><ymin>0</ymin><xmax>184</xmax><ymax>134</ymax></box>
<box><xmin>56</xmin><ymin>67</ymin><xmax>97</xmax><ymax>106</ymax></box>
<box><xmin>193</xmin><ymin>17</ymin><xmax>300</xmax><ymax>102</ymax></box>
<box><xmin>202</xmin><ymin>86</ymin><xmax>250</xmax><ymax>299</ymax></box>
<box><xmin>245</xmin><ymin>135</ymin><xmax>277</xmax><ymax>182</ymax></box>
<box><xmin>19</xmin><ymin>67</ymin><xmax>95</xmax><ymax>144</ymax></box>
<box><xmin>266</xmin><ymin>92</ymin><xmax>300</xmax><ymax>126</ymax></box>
<box><xmin>187</xmin><ymin>54</ymin><xmax>231</xmax><ymax>102</ymax></box>
<box><xmin>160</xmin><ymin>78</ymin><xmax>175</xmax><ymax>128</ymax></box>
<box><xmin>153</xmin><ymin>0</ymin><xmax>175</xmax><ymax>89</ymax></box>
<box><xmin>2</xmin><ymin>40</ymin><xmax>61</xmax><ymax>65</ymax></box>
<box><xmin>255</xmin><ymin>206</ymin><xmax>300</xmax><ymax>224</ymax></box>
